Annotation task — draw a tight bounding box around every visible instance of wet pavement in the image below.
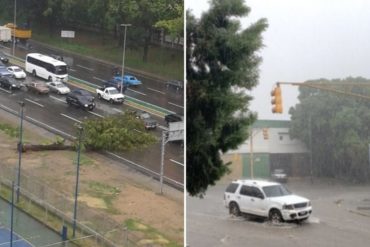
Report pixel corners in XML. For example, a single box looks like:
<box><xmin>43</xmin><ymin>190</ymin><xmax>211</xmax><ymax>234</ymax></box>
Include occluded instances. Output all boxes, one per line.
<box><xmin>187</xmin><ymin>177</ymin><xmax>370</xmax><ymax>247</ymax></box>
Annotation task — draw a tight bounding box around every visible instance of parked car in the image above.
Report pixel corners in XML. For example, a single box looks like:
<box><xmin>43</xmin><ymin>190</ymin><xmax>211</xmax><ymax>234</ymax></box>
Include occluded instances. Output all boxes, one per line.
<box><xmin>46</xmin><ymin>81</ymin><xmax>70</xmax><ymax>95</ymax></box>
<box><xmin>224</xmin><ymin>179</ymin><xmax>312</xmax><ymax>223</ymax></box>
<box><xmin>165</xmin><ymin>80</ymin><xmax>183</xmax><ymax>91</ymax></box>
<box><xmin>7</xmin><ymin>66</ymin><xmax>26</xmax><ymax>79</ymax></box>
<box><xmin>0</xmin><ymin>51</ymin><xmax>9</xmax><ymax>64</ymax></box>
<box><xmin>26</xmin><ymin>82</ymin><xmax>50</xmax><ymax>94</ymax></box>
<box><xmin>113</xmin><ymin>74</ymin><xmax>142</xmax><ymax>86</ymax></box>
<box><xmin>135</xmin><ymin>111</ymin><xmax>158</xmax><ymax>130</ymax></box>
<box><xmin>271</xmin><ymin>169</ymin><xmax>288</xmax><ymax>183</ymax></box>
<box><xmin>165</xmin><ymin>113</ymin><xmax>183</xmax><ymax>125</ymax></box>
<box><xmin>0</xmin><ymin>76</ymin><xmax>22</xmax><ymax>89</ymax></box>
<box><xmin>66</xmin><ymin>89</ymin><xmax>95</xmax><ymax>111</ymax></box>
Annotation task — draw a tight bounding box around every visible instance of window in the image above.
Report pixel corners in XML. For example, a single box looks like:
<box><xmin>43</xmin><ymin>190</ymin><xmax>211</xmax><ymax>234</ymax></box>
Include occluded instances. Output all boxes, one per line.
<box><xmin>250</xmin><ymin>187</ymin><xmax>264</xmax><ymax>199</ymax></box>
<box><xmin>239</xmin><ymin>185</ymin><xmax>253</xmax><ymax>196</ymax></box>
<box><xmin>225</xmin><ymin>183</ymin><xmax>239</xmax><ymax>193</ymax></box>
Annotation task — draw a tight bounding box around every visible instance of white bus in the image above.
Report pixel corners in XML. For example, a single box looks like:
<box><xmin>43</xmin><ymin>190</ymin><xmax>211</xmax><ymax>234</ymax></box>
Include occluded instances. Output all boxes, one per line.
<box><xmin>25</xmin><ymin>53</ymin><xmax>68</xmax><ymax>82</ymax></box>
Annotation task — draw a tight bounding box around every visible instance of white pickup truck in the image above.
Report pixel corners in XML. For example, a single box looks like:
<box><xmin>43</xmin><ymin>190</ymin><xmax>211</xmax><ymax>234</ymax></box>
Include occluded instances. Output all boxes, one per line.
<box><xmin>96</xmin><ymin>86</ymin><xmax>125</xmax><ymax>104</ymax></box>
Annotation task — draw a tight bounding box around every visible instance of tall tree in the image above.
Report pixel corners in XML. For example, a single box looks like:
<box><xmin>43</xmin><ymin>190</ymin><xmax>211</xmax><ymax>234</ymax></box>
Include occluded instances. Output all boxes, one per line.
<box><xmin>289</xmin><ymin>77</ymin><xmax>370</xmax><ymax>182</ymax></box>
<box><xmin>186</xmin><ymin>0</ymin><xmax>268</xmax><ymax>196</ymax></box>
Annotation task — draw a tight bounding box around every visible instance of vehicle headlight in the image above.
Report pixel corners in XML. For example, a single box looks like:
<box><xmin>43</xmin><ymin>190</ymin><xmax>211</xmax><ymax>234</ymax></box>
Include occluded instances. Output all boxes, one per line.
<box><xmin>84</xmin><ymin>104</ymin><xmax>88</xmax><ymax>107</ymax></box>
<box><xmin>282</xmin><ymin>204</ymin><xmax>294</xmax><ymax>210</ymax></box>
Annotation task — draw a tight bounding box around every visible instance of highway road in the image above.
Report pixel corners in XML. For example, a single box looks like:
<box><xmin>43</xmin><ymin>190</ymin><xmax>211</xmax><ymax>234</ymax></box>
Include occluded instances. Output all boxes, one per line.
<box><xmin>0</xmin><ymin>43</ymin><xmax>184</xmax><ymax>188</ymax></box>
<box><xmin>13</xmin><ymin>40</ymin><xmax>184</xmax><ymax>114</ymax></box>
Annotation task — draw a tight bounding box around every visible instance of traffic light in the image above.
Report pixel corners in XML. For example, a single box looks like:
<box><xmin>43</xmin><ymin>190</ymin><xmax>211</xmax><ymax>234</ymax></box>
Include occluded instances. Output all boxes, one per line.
<box><xmin>262</xmin><ymin>128</ymin><xmax>269</xmax><ymax>140</ymax></box>
<box><xmin>271</xmin><ymin>84</ymin><xmax>283</xmax><ymax>113</ymax></box>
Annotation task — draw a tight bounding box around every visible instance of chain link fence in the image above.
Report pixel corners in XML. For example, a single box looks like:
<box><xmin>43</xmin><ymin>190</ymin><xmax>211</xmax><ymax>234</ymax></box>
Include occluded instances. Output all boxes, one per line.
<box><xmin>0</xmin><ymin>164</ymin><xmax>143</xmax><ymax>246</ymax></box>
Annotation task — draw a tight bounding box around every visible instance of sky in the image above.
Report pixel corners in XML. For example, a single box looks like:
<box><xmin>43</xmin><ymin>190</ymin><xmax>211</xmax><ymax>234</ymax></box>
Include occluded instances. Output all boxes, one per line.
<box><xmin>186</xmin><ymin>0</ymin><xmax>370</xmax><ymax>120</ymax></box>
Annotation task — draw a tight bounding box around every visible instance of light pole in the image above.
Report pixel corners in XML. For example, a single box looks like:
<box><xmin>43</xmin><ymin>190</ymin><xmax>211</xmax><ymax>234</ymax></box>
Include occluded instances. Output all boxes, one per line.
<box><xmin>16</xmin><ymin>101</ymin><xmax>25</xmax><ymax>203</ymax></box>
<box><xmin>72</xmin><ymin>126</ymin><xmax>83</xmax><ymax>238</ymax></box>
<box><xmin>120</xmin><ymin>24</ymin><xmax>131</xmax><ymax>94</ymax></box>
<box><xmin>12</xmin><ymin>0</ymin><xmax>17</xmax><ymax>55</ymax></box>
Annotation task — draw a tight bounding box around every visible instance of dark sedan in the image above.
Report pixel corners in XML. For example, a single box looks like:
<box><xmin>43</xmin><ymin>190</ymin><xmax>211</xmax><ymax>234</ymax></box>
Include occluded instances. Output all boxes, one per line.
<box><xmin>66</xmin><ymin>89</ymin><xmax>95</xmax><ymax>111</ymax></box>
<box><xmin>0</xmin><ymin>51</ymin><xmax>9</xmax><ymax>64</ymax></box>
<box><xmin>0</xmin><ymin>76</ymin><xmax>22</xmax><ymax>90</ymax></box>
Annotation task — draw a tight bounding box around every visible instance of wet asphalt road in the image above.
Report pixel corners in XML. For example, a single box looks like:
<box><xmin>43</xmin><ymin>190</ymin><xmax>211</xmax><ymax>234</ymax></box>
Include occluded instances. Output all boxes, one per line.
<box><xmin>187</xmin><ymin>178</ymin><xmax>370</xmax><ymax>247</ymax></box>
<box><xmin>0</xmin><ymin>44</ymin><xmax>184</xmax><ymax>187</ymax></box>
<box><xmin>10</xmin><ymin>40</ymin><xmax>184</xmax><ymax>114</ymax></box>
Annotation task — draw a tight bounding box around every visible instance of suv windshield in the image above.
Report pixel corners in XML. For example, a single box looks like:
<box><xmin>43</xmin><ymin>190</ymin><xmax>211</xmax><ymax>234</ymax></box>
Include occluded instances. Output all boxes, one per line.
<box><xmin>262</xmin><ymin>185</ymin><xmax>291</xmax><ymax>197</ymax></box>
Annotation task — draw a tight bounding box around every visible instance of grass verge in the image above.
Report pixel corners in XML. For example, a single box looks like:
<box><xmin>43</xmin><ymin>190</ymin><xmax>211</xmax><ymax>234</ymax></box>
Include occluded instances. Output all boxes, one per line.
<box><xmin>31</xmin><ymin>25</ymin><xmax>183</xmax><ymax>80</ymax></box>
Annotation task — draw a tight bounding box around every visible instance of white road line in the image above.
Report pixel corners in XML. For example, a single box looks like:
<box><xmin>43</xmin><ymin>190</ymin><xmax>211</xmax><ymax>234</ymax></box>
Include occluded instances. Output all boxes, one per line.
<box><xmin>158</xmin><ymin>125</ymin><xmax>168</xmax><ymax>130</ymax></box>
<box><xmin>60</xmin><ymin>113</ymin><xmax>82</xmax><ymax>123</ymax></box>
<box><xmin>50</xmin><ymin>95</ymin><xmax>66</xmax><ymax>103</ymax></box>
<box><xmin>168</xmin><ymin>102</ymin><xmax>183</xmax><ymax>109</ymax></box>
<box><xmin>113</xmin><ymin>108</ymin><xmax>122</xmax><ymax>113</ymax></box>
<box><xmin>69</xmin><ymin>68</ymin><xmax>77</xmax><ymax>72</ymax></box>
<box><xmin>169</xmin><ymin>159</ymin><xmax>184</xmax><ymax>167</ymax></box>
<box><xmin>0</xmin><ymin>104</ymin><xmax>18</xmax><ymax>114</ymax></box>
<box><xmin>76</xmin><ymin>64</ymin><xmax>94</xmax><ymax>71</ymax></box>
<box><xmin>0</xmin><ymin>87</ymin><xmax>12</xmax><ymax>93</ymax></box>
<box><xmin>88</xmin><ymin>111</ymin><xmax>104</xmax><ymax>118</ymax></box>
<box><xmin>93</xmin><ymin>76</ymin><xmax>106</xmax><ymax>82</ymax></box>
<box><xmin>25</xmin><ymin>116</ymin><xmax>76</xmax><ymax>139</ymax></box>
<box><xmin>128</xmin><ymin>88</ymin><xmax>146</xmax><ymax>96</ymax></box>
<box><xmin>25</xmin><ymin>98</ymin><xmax>44</xmax><ymax>108</ymax></box>
<box><xmin>147</xmin><ymin>87</ymin><xmax>165</xmax><ymax>95</ymax></box>
<box><xmin>106</xmin><ymin>151</ymin><xmax>160</xmax><ymax>176</ymax></box>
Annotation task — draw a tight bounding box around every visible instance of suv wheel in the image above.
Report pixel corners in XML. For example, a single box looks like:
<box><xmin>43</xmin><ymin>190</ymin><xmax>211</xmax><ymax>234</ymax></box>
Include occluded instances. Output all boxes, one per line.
<box><xmin>269</xmin><ymin>209</ymin><xmax>283</xmax><ymax>224</ymax></box>
<box><xmin>229</xmin><ymin>202</ymin><xmax>241</xmax><ymax>216</ymax></box>
<box><xmin>32</xmin><ymin>70</ymin><xmax>36</xmax><ymax>77</ymax></box>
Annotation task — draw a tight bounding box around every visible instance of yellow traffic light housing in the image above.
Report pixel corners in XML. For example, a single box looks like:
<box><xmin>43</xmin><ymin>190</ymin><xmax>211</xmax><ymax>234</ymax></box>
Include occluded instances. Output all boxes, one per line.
<box><xmin>271</xmin><ymin>84</ymin><xmax>283</xmax><ymax>113</ymax></box>
<box><xmin>262</xmin><ymin>128</ymin><xmax>269</xmax><ymax>140</ymax></box>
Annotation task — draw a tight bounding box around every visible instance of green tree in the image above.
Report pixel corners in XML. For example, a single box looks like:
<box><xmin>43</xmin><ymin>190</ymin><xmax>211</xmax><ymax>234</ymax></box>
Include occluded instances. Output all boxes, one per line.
<box><xmin>289</xmin><ymin>77</ymin><xmax>370</xmax><ymax>182</ymax></box>
<box><xmin>186</xmin><ymin>0</ymin><xmax>268</xmax><ymax>196</ymax></box>
<box><xmin>81</xmin><ymin>112</ymin><xmax>157</xmax><ymax>151</ymax></box>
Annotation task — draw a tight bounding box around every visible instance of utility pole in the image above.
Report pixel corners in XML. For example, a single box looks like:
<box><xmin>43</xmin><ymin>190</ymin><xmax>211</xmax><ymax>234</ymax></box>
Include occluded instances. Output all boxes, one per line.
<box><xmin>249</xmin><ymin>128</ymin><xmax>254</xmax><ymax>179</ymax></box>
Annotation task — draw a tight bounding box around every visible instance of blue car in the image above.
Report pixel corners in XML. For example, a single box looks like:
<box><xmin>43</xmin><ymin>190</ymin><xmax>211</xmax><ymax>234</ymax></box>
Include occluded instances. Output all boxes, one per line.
<box><xmin>113</xmin><ymin>74</ymin><xmax>142</xmax><ymax>86</ymax></box>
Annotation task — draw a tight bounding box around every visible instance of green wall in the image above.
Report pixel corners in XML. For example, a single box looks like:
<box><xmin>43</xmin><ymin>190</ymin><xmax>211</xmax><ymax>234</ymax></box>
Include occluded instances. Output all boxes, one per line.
<box><xmin>242</xmin><ymin>153</ymin><xmax>270</xmax><ymax>178</ymax></box>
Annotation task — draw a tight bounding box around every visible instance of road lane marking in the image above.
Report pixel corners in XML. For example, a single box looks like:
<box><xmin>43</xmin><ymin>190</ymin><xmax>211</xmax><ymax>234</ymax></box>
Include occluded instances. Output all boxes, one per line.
<box><xmin>61</xmin><ymin>113</ymin><xmax>82</xmax><ymax>123</ymax></box>
<box><xmin>158</xmin><ymin>125</ymin><xmax>167</xmax><ymax>130</ymax></box>
<box><xmin>128</xmin><ymin>88</ymin><xmax>146</xmax><ymax>96</ymax></box>
<box><xmin>113</xmin><ymin>108</ymin><xmax>122</xmax><ymax>113</ymax></box>
<box><xmin>25</xmin><ymin>116</ymin><xmax>76</xmax><ymax>139</ymax></box>
<box><xmin>0</xmin><ymin>87</ymin><xmax>12</xmax><ymax>93</ymax></box>
<box><xmin>50</xmin><ymin>95</ymin><xmax>66</xmax><ymax>103</ymax></box>
<box><xmin>0</xmin><ymin>104</ymin><xmax>18</xmax><ymax>114</ymax></box>
<box><xmin>106</xmin><ymin>151</ymin><xmax>160</xmax><ymax>176</ymax></box>
<box><xmin>168</xmin><ymin>102</ymin><xmax>183</xmax><ymax>109</ymax></box>
<box><xmin>88</xmin><ymin>111</ymin><xmax>104</xmax><ymax>118</ymax></box>
<box><xmin>147</xmin><ymin>87</ymin><xmax>165</xmax><ymax>95</ymax></box>
<box><xmin>93</xmin><ymin>76</ymin><xmax>106</xmax><ymax>82</ymax></box>
<box><xmin>25</xmin><ymin>98</ymin><xmax>44</xmax><ymax>108</ymax></box>
<box><xmin>169</xmin><ymin>159</ymin><xmax>184</xmax><ymax>167</ymax></box>
<box><xmin>69</xmin><ymin>68</ymin><xmax>77</xmax><ymax>72</ymax></box>
<box><xmin>76</xmin><ymin>64</ymin><xmax>94</xmax><ymax>71</ymax></box>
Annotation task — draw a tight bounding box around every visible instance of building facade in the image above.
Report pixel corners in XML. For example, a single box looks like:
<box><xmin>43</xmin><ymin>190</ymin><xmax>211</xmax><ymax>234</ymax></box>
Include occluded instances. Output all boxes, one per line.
<box><xmin>222</xmin><ymin>120</ymin><xmax>309</xmax><ymax>181</ymax></box>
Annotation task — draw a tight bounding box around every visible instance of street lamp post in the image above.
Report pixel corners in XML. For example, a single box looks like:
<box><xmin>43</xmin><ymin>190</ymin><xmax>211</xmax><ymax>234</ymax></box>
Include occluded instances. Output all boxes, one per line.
<box><xmin>120</xmin><ymin>24</ymin><xmax>131</xmax><ymax>94</ymax></box>
<box><xmin>16</xmin><ymin>101</ymin><xmax>25</xmax><ymax>203</ymax></box>
<box><xmin>72</xmin><ymin>126</ymin><xmax>83</xmax><ymax>238</ymax></box>
<box><xmin>12</xmin><ymin>0</ymin><xmax>17</xmax><ymax>55</ymax></box>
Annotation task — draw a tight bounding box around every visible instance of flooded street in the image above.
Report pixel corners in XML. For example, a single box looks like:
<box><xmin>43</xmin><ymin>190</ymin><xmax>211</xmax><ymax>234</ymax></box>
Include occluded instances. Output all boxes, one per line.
<box><xmin>187</xmin><ymin>178</ymin><xmax>370</xmax><ymax>247</ymax></box>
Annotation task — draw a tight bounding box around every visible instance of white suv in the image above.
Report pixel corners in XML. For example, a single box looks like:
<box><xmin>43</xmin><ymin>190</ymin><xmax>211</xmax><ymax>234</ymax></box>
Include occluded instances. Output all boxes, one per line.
<box><xmin>224</xmin><ymin>179</ymin><xmax>312</xmax><ymax>223</ymax></box>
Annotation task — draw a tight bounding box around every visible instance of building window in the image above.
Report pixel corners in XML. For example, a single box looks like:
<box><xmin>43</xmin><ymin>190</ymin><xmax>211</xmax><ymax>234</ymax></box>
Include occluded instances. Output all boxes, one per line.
<box><xmin>279</xmin><ymin>135</ymin><xmax>283</xmax><ymax>141</ymax></box>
